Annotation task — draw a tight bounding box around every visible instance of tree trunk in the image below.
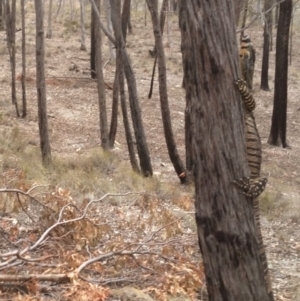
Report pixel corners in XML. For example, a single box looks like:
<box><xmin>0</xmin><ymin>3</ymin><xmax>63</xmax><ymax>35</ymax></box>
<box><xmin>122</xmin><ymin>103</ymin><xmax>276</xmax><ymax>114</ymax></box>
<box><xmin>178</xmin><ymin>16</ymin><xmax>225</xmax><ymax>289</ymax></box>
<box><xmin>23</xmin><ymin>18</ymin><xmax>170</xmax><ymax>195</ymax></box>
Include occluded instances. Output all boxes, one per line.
<box><xmin>234</xmin><ymin>0</ymin><xmax>244</xmax><ymax>25</ymax></box>
<box><xmin>289</xmin><ymin>7</ymin><xmax>294</xmax><ymax>65</ymax></box>
<box><xmin>268</xmin><ymin>0</ymin><xmax>292</xmax><ymax>148</ymax></box>
<box><xmin>260</xmin><ymin>0</ymin><xmax>273</xmax><ymax>91</ymax></box>
<box><xmin>121</xmin><ymin>0</ymin><xmax>131</xmax><ymax>43</ymax></box>
<box><xmin>149</xmin><ymin>0</ymin><xmax>168</xmax><ymax>58</ymax></box>
<box><xmin>21</xmin><ymin>0</ymin><xmax>27</xmax><ymax>118</ymax></box>
<box><xmin>0</xmin><ymin>0</ymin><xmax>3</xmax><ymax>30</ymax></box>
<box><xmin>275</xmin><ymin>0</ymin><xmax>279</xmax><ymax>28</ymax></box>
<box><xmin>5</xmin><ymin>0</ymin><xmax>19</xmax><ymax>117</ymax></box>
<box><xmin>179</xmin><ymin>6</ymin><xmax>192</xmax><ymax>173</ymax></box>
<box><xmin>179</xmin><ymin>1</ymin><xmax>271</xmax><ymax>300</ymax></box>
<box><xmin>108</xmin><ymin>63</ymin><xmax>119</xmax><ymax>149</ymax></box>
<box><xmin>79</xmin><ymin>0</ymin><xmax>87</xmax><ymax>50</ymax></box>
<box><xmin>110</xmin><ymin>0</ymin><xmax>153</xmax><ymax>177</ymax></box>
<box><xmin>34</xmin><ymin>0</ymin><xmax>52</xmax><ymax>166</ymax></box>
<box><xmin>104</xmin><ymin>0</ymin><xmax>116</xmax><ymax>61</ymax></box>
<box><xmin>146</xmin><ymin>0</ymin><xmax>186</xmax><ymax>183</ymax></box>
<box><xmin>93</xmin><ymin>0</ymin><xmax>109</xmax><ymax>150</ymax></box>
<box><xmin>46</xmin><ymin>0</ymin><xmax>53</xmax><ymax>38</ymax></box>
<box><xmin>117</xmin><ymin>47</ymin><xmax>140</xmax><ymax>172</ymax></box>
<box><xmin>69</xmin><ymin>0</ymin><xmax>74</xmax><ymax>21</ymax></box>
<box><xmin>240</xmin><ymin>0</ymin><xmax>249</xmax><ymax>31</ymax></box>
<box><xmin>90</xmin><ymin>5</ymin><xmax>96</xmax><ymax>78</ymax></box>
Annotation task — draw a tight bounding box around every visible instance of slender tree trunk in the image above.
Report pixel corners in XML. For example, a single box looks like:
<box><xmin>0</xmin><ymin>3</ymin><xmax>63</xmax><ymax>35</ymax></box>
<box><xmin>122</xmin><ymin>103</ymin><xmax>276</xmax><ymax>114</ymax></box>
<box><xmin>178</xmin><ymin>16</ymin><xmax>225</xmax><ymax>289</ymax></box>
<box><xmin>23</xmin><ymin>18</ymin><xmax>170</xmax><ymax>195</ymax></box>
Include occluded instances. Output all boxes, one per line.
<box><xmin>90</xmin><ymin>5</ymin><xmax>96</xmax><ymax>78</ymax></box>
<box><xmin>21</xmin><ymin>0</ymin><xmax>27</xmax><ymax>118</ymax></box>
<box><xmin>105</xmin><ymin>0</ymin><xmax>116</xmax><ymax>61</ymax></box>
<box><xmin>240</xmin><ymin>0</ymin><xmax>249</xmax><ymax>31</ymax></box>
<box><xmin>179</xmin><ymin>5</ymin><xmax>192</xmax><ymax>173</ymax></box>
<box><xmin>260</xmin><ymin>0</ymin><xmax>273</xmax><ymax>91</ymax></box>
<box><xmin>0</xmin><ymin>0</ymin><xmax>3</xmax><ymax>30</ymax></box>
<box><xmin>93</xmin><ymin>0</ymin><xmax>109</xmax><ymax>150</ymax></box>
<box><xmin>46</xmin><ymin>0</ymin><xmax>53</xmax><ymax>38</ymax></box>
<box><xmin>69</xmin><ymin>0</ymin><xmax>74</xmax><ymax>21</ymax></box>
<box><xmin>110</xmin><ymin>0</ymin><xmax>153</xmax><ymax>176</ymax></box>
<box><xmin>34</xmin><ymin>0</ymin><xmax>52</xmax><ymax>166</ymax></box>
<box><xmin>234</xmin><ymin>0</ymin><xmax>244</xmax><ymax>25</ymax></box>
<box><xmin>5</xmin><ymin>0</ymin><xmax>19</xmax><ymax>117</ymax></box>
<box><xmin>55</xmin><ymin>0</ymin><xmax>62</xmax><ymax>21</ymax></box>
<box><xmin>149</xmin><ymin>0</ymin><xmax>168</xmax><ymax>58</ymax></box>
<box><xmin>117</xmin><ymin>49</ymin><xmax>140</xmax><ymax>172</ymax></box>
<box><xmin>289</xmin><ymin>7</ymin><xmax>294</xmax><ymax>65</ymax></box>
<box><xmin>268</xmin><ymin>0</ymin><xmax>292</xmax><ymax>148</ymax></box>
<box><xmin>179</xmin><ymin>1</ymin><xmax>271</xmax><ymax>300</ymax></box>
<box><xmin>146</xmin><ymin>0</ymin><xmax>186</xmax><ymax>183</ymax></box>
<box><xmin>121</xmin><ymin>0</ymin><xmax>131</xmax><ymax>43</ymax></box>
<box><xmin>109</xmin><ymin>64</ymin><xmax>119</xmax><ymax>148</ymax></box>
<box><xmin>275</xmin><ymin>0</ymin><xmax>279</xmax><ymax>28</ymax></box>
<box><xmin>79</xmin><ymin>0</ymin><xmax>87</xmax><ymax>50</ymax></box>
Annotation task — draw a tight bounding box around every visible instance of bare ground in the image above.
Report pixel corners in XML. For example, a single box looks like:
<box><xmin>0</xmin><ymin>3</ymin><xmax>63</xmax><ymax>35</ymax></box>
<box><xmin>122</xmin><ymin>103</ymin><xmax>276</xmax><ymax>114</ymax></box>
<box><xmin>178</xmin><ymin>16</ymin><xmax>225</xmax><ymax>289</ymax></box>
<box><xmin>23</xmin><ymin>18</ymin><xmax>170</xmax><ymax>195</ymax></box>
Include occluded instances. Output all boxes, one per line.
<box><xmin>0</xmin><ymin>6</ymin><xmax>300</xmax><ymax>301</ymax></box>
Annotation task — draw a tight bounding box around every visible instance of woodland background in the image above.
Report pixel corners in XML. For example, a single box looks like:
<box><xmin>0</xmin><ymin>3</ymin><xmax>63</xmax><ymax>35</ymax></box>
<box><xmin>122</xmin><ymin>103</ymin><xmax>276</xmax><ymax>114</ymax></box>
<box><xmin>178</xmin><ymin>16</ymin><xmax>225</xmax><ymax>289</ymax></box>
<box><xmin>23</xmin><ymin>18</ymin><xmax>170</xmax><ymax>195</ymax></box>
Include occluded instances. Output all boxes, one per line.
<box><xmin>0</xmin><ymin>0</ymin><xmax>300</xmax><ymax>300</ymax></box>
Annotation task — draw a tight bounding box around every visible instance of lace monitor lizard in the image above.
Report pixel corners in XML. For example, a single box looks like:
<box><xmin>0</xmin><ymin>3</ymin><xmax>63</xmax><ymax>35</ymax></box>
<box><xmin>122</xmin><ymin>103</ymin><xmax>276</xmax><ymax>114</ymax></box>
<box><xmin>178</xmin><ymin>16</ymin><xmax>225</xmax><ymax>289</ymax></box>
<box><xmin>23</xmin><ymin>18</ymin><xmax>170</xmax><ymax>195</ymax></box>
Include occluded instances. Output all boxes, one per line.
<box><xmin>239</xmin><ymin>35</ymin><xmax>255</xmax><ymax>90</ymax></box>
<box><xmin>234</xmin><ymin>79</ymin><xmax>274</xmax><ymax>301</ymax></box>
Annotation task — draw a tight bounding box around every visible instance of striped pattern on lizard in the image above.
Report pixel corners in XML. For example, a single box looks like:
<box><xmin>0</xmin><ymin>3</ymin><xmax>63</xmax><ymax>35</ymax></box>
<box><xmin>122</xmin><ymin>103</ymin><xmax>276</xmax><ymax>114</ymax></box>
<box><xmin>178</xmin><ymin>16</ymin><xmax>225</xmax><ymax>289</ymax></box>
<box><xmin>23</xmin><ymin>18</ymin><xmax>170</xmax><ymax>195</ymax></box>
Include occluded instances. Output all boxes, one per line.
<box><xmin>234</xmin><ymin>79</ymin><xmax>274</xmax><ymax>301</ymax></box>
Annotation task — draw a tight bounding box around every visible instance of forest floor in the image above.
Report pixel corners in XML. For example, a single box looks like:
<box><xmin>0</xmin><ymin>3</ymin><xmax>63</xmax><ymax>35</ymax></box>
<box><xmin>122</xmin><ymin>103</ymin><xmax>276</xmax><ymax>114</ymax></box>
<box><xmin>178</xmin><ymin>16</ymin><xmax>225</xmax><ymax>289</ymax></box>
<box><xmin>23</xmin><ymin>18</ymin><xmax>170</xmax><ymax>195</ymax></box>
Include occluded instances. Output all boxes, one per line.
<box><xmin>0</xmin><ymin>4</ymin><xmax>300</xmax><ymax>301</ymax></box>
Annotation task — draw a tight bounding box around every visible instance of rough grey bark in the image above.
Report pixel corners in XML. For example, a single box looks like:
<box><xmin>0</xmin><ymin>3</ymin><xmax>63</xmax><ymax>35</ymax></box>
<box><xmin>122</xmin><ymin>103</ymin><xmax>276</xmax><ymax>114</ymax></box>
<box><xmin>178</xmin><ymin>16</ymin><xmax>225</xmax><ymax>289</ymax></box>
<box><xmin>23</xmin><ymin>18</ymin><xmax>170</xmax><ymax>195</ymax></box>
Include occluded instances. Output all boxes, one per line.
<box><xmin>110</xmin><ymin>0</ymin><xmax>152</xmax><ymax>176</ymax></box>
<box><xmin>21</xmin><ymin>0</ymin><xmax>27</xmax><ymax>118</ymax></box>
<box><xmin>146</xmin><ymin>0</ymin><xmax>186</xmax><ymax>183</ymax></box>
<box><xmin>179</xmin><ymin>1</ymin><xmax>270</xmax><ymax>300</ymax></box>
<box><xmin>93</xmin><ymin>0</ymin><xmax>109</xmax><ymax>150</ymax></box>
<box><xmin>260</xmin><ymin>0</ymin><xmax>273</xmax><ymax>91</ymax></box>
<box><xmin>268</xmin><ymin>0</ymin><xmax>292</xmax><ymax>148</ymax></box>
<box><xmin>34</xmin><ymin>0</ymin><xmax>52</xmax><ymax>166</ymax></box>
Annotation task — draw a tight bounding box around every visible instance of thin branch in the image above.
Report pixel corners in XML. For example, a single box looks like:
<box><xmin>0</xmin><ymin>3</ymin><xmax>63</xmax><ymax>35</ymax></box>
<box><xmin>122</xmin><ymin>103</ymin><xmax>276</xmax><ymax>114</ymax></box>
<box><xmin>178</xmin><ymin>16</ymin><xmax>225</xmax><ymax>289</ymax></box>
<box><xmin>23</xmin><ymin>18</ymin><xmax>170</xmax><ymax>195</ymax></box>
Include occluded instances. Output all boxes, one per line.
<box><xmin>88</xmin><ymin>0</ymin><xmax>116</xmax><ymax>45</ymax></box>
<box><xmin>237</xmin><ymin>0</ymin><xmax>287</xmax><ymax>33</ymax></box>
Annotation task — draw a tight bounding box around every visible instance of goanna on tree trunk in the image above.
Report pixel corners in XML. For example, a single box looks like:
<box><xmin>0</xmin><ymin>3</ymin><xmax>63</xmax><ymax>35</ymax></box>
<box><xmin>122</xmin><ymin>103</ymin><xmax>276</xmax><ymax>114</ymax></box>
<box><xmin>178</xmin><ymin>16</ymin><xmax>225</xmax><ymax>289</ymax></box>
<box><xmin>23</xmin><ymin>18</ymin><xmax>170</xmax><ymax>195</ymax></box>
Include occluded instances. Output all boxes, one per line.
<box><xmin>179</xmin><ymin>1</ymin><xmax>271</xmax><ymax>300</ymax></box>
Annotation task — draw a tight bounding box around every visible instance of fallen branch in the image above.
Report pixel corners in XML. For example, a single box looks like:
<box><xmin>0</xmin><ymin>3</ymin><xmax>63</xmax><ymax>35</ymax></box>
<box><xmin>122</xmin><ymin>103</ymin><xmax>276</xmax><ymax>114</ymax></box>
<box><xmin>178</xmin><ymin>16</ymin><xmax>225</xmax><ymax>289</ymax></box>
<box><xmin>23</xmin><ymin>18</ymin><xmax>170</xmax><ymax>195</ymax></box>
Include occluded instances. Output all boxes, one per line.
<box><xmin>0</xmin><ymin>273</ymin><xmax>71</xmax><ymax>283</ymax></box>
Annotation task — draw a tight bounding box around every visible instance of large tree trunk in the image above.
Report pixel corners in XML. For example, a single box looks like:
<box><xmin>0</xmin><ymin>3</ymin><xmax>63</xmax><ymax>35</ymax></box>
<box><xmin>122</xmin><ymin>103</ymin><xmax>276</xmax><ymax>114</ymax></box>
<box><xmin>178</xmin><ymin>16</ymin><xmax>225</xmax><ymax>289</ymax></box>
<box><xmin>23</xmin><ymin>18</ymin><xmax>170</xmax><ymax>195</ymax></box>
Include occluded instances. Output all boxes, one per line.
<box><xmin>21</xmin><ymin>0</ymin><xmax>27</xmax><ymax>118</ymax></box>
<box><xmin>260</xmin><ymin>0</ymin><xmax>273</xmax><ymax>91</ymax></box>
<box><xmin>146</xmin><ymin>0</ymin><xmax>186</xmax><ymax>183</ymax></box>
<box><xmin>110</xmin><ymin>0</ymin><xmax>153</xmax><ymax>176</ymax></box>
<box><xmin>34</xmin><ymin>0</ymin><xmax>52</xmax><ymax>166</ymax></box>
<box><xmin>179</xmin><ymin>1</ymin><xmax>271</xmax><ymax>300</ymax></box>
<box><xmin>93</xmin><ymin>0</ymin><xmax>109</xmax><ymax>150</ymax></box>
<box><xmin>268</xmin><ymin>0</ymin><xmax>292</xmax><ymax>148</ymax></box>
